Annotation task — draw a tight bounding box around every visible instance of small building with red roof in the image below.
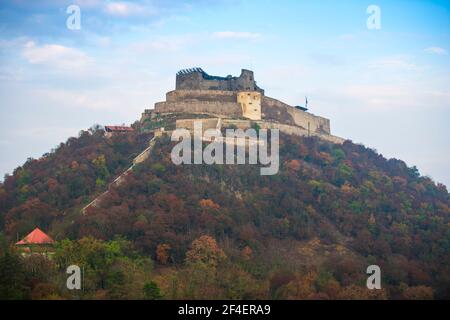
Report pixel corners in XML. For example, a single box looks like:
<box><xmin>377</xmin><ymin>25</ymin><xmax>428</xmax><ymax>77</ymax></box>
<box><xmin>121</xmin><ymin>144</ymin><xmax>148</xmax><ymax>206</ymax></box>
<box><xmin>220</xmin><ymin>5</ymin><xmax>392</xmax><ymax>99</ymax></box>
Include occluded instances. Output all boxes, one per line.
<box><xmin>16</xmin><ymin>228</ymin><xmax>55</xmax><ymax>256</ymax></box>
<box><xmin>104</xmin><ymin>125</ymin><xmax>134</xmax><ymax>138</ymax></box>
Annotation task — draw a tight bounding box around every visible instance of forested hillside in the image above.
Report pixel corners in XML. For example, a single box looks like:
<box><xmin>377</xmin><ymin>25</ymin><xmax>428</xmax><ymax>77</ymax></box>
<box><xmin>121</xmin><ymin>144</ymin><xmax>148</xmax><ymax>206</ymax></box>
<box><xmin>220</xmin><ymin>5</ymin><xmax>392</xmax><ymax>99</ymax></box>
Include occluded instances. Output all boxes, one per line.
<box><xmin>0</xmin><ymin>127</ymin><xmax>449</xmax><ymax>299</ymax></box>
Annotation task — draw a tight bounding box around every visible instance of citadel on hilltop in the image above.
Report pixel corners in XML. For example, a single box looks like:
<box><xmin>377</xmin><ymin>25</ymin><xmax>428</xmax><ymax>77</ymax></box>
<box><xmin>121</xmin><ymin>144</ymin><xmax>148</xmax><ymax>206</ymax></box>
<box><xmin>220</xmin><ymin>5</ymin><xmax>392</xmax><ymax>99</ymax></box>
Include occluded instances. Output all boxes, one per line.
<box><xmin>94</xmin><ymin>68</ymin><xmax>344</xmax><ymax>213</ymax></box>
<box><xmin>141</xmin><ymin>68</ymin><xmax>343</xmax><ymax>144</ymax></box>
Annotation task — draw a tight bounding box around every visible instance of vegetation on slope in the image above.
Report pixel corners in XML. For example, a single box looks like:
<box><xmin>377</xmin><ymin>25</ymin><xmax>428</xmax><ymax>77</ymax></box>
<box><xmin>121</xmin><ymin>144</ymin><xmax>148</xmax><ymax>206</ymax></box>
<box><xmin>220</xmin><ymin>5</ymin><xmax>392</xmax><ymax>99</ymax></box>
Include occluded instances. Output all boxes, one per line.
<box><xmin>0</xmin><ymin>127</ymin><xmax>449</xmax><ymax>299</ymax></box>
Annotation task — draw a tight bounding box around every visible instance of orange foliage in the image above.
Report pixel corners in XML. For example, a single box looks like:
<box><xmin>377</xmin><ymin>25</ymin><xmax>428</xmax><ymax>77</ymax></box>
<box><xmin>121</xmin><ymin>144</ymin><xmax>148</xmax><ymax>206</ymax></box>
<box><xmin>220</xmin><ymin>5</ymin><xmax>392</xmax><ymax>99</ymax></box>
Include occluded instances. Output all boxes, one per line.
<box><xmin>401</xmin><ymin>285</ymin><xmax>434</xmax><ymax>300</ymax></box>
<box><xmin>286</xmin><ymin>159</ymin><xmax>301</xmax><ymax>171</ymax></box>
<box><xmin>318</xmin><ymin>152</ymin><xmax>332</xmax><ymax>164</ymax></box>
<box><xmin>186</xmin><ymin>235</ymin><xmax>226</xmax><ymax>269</ymax></box>
<box><xmin>199</xmin><ymin>199</ymin><xmax>220</xmax><ymax>210</ymax></box>
<box><xmin>156</xmin><ymin>243</ymin><xmax>171</xmax><ymax>264</ymax></box>
<box><xmin>340</xmin><ymin>182</ymin><xmax>354</xmax><ymax>194</ymax></box>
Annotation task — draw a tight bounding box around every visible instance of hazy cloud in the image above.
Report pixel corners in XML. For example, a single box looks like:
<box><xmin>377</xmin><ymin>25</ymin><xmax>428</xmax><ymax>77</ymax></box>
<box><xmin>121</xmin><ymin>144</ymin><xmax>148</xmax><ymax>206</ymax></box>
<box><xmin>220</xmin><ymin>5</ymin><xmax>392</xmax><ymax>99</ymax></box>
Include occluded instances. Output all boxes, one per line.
<box><xmin>104</xmin><ymin>1</ymin><xmax>156</xmax><ymax>17</ymax></box>
<box><xmin>22</xmin><ymin>41</ymin><xmax>92</xmax><ymax>70</ymax></box>
<box><xmin>308</xmin><ymin>53</ymin><xmax>345</xmax><ymax>66</ymax></box>
<box><xmin>338</xmin><ymin>84</ymin><xmax>450</xmax><ymax>110</ymax></box>
<box><xmin>424</xmin><ymin>47</ymin><xmax>448</xmax><ymax>55</ymax></box>
<box><xmin>212</xmin><ymin>31</ymin><xmax>261</xmax><ymax>40</ymax></box>
<box><xmin>369</xmin><ymin>57</ymin><xmax>418</xmax><ymax>71</ymax></box>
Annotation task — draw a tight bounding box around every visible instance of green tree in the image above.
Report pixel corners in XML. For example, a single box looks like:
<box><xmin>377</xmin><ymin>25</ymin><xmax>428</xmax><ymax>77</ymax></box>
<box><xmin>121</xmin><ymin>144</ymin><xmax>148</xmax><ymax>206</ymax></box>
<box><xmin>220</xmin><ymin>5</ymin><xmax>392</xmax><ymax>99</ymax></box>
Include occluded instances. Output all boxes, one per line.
<box><xmin>143</xmin><ymin>281</ymin><xmax>162</xmax><ymax>300</ymax></box>
<box><xmin>0</xmin><ymin>250</ymin><xmax>29</xmax><ymax>299</ymax></box>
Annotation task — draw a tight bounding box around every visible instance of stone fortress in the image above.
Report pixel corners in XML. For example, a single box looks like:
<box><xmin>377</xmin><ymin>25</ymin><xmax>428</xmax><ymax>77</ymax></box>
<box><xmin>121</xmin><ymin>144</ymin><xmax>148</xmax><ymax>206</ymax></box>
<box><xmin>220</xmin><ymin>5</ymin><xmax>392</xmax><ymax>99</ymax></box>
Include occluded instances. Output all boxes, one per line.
<box><xmin>140</xmin><ymin>68</ymin><xmax>344</xmax><ymax>144</ymax></box>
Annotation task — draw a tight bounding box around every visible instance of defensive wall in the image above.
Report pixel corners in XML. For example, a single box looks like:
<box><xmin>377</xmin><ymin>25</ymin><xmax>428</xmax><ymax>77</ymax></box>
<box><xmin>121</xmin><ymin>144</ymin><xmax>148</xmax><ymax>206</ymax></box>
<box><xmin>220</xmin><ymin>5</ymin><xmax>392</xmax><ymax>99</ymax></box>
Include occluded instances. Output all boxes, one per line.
<box><xmin>175</xmin><ymin>118</ymin><xmax>344</xmax><ymax>144</ymax></box>
<box><xmin>151</xmin><ymin>89</ymin><xmax>331</xmax><ymax>136</ymax></box>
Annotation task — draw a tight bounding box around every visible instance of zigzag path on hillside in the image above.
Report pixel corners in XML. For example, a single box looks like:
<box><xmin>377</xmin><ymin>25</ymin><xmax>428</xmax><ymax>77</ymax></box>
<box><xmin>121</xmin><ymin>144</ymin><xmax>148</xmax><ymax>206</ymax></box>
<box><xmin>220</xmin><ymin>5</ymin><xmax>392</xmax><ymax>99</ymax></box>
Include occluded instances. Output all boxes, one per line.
<box><xmin>82</xmin><ymin>134</ymin><xmax>156</xmax><ymax>214</ymax></box>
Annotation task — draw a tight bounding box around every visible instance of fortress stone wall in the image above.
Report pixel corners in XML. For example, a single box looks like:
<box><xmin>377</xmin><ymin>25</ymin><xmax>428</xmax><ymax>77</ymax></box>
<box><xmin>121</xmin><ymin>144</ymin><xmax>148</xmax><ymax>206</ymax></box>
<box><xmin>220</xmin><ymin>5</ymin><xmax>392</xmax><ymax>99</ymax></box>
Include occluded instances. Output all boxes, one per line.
<box><xmin>152</xmin><ymin>89</ymin><xmax>330</xmax><ymax>135</ymax></box>
<box><xmin>175</xmin><ymin>118</ymin><xmax>344</xmax><ymax>144</ymax></box>
<box><xmin>261</xmin><ymin>96</ymin><xmax>330</xmax><ymax>134</ymax></box>
<box><xmin>176</xmin><ymin>68</ymin><xmax>264</xmax><ymax>93</ymax></box>
<box><xmin>154</xmin><ymin>100</ymin><xmax>242</xmax><ymax>118</ymax></box>
<box><xmin>166</xmin><ymin>89</ymin><xmax>237</xmax><ymax>103</ymax></box>
<box><xmin>176</xmin><ymin>118</ymin><xmax>220</xmax><ymax>133</ymax></box>
<box><xmin>142</xmin><ymin>68</ymin><xmax>342</xmax><ymax>144</ymax></box>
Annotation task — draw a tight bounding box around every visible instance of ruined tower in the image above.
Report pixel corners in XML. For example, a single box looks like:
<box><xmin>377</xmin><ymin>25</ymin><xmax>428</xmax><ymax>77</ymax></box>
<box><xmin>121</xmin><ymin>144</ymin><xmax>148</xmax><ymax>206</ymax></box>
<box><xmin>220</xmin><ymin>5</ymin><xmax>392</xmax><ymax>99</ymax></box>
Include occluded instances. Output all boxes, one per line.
<box><xmin>175</xmin><ymin>68</ymin><xmax>264</xmax><ymax>94</ymax></box>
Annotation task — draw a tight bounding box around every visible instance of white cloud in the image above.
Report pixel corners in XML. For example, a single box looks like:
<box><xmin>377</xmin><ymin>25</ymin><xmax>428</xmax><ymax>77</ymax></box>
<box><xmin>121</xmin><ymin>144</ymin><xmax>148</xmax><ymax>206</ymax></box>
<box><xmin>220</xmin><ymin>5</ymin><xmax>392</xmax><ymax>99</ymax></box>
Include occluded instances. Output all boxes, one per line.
<box><xmin>74</xmin><ymin>0</ymin><xmax>103</xmax><ymax>8</ymax></box>
<box><xmin>212</xmin><ymin>31</ymin><xmax>261</xmax><ymax>40</ymax></box>
<box><xmin>105</xmin><ymin>1</ymin><xmax>155</xmax><ymax>16</ymax></box>
<box><xmin>22</xmin><ymin>41</ymin><xmax>92</xmax><ymax>70</ymax></box>
<box><xmin>424</xmin><ymin>47</ymin><xmax>448</xmax><ymax>55</ymax></box>
<box><xmin>336</xmin><ymin>84</ymin><xmax>450</xmax><ymax>110</ymax></box>
<box><xmin>31</xmin><ymin>88</ymin><xmax>124</xmax><ymax>111</ymax></box>
<box><xmin>369</xmin><ymin>57</ymin><xmax>418</xmax><ymax>71</ymax></box>
<box><xmin>0</xmin><ymin>37</ymin><xmax>30</xmax><ymax>50</ymax></box>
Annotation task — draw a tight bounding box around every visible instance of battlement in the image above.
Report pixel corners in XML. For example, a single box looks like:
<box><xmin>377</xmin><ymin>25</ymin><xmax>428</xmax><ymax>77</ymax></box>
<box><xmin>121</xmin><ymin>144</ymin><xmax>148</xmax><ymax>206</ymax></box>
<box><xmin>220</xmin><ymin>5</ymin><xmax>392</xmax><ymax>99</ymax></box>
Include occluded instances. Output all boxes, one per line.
<box><xmin>176</xmin><ymin>68</ymin><xmax>264</xmax><ymax>94</ymax></box>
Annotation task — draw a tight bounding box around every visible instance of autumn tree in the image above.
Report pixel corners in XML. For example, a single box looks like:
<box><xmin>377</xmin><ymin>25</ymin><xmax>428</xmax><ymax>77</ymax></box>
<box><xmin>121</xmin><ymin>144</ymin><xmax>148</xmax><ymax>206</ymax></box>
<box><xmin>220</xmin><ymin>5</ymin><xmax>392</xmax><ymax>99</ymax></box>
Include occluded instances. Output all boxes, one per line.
<box><xmin>400</xmin><ymin>285</ymin><xmax>434</xmax><ymax>300</ymax></box>
<box><xmin>156</xmin><ymin>243</ymin><xmax>171</xmax><ymax>265</ymax></box>
<box><xmin>185</xmin><ymin>235</ymin><xmax>226</xmax><ymax>269</ymax></box>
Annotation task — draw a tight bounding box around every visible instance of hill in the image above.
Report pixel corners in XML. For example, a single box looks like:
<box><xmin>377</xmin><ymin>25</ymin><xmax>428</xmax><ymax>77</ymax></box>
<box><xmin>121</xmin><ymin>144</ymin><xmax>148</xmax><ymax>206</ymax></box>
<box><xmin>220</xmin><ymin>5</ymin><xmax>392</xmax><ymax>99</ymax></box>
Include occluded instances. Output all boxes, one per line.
<box><xmin>0</xmin><ymin>125</ymin><xmax>449</xmax><ymax>299</ymax></box>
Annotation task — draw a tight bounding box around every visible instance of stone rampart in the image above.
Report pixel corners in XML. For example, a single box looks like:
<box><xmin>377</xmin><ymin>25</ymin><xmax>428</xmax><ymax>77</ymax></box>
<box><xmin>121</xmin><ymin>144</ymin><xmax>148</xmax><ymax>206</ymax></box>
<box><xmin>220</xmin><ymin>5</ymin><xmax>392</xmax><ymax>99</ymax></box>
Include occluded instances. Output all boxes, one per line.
<box><xmin>166</xmin><ymin>90</ymin><xmax>237</xmax><ymax>103</ymax></box>
<box><xmin>154</xmin><ymin>101</ymin><xmax>242</xmax><ymax>117</ymax></box>
<box><xmin>175</xmin><ymin>118</ymin><xmax>344</xmax><ymax>144</ymax></box>
<box><xmin>262</xmin><ymin>96</ymin><xmax>330</xmax><ymax>134</ymax></box>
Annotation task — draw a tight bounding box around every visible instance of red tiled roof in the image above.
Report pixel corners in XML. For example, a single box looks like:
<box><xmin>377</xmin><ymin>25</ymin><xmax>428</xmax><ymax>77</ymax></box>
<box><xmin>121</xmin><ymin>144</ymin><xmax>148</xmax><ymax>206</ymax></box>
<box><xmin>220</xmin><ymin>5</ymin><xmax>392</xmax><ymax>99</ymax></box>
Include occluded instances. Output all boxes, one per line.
<box><xmin>16</xmin><ymin>228</ymin><xmax>55</xmax><ymax>245</ymax></box>
<box><xmin>105</xmin><ymin>125</ymin><xmax>134</xmax><ymax>132</ymax></box>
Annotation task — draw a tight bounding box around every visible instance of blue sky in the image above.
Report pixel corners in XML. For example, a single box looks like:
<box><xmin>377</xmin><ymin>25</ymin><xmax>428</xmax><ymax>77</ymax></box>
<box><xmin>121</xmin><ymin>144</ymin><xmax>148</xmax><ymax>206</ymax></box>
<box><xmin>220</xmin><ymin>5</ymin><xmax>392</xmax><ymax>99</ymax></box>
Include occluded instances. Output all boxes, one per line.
<box><xmin>0</xmin><ymin>0</ymin><xmax>449</xmax><ymax>186</ymax></box>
